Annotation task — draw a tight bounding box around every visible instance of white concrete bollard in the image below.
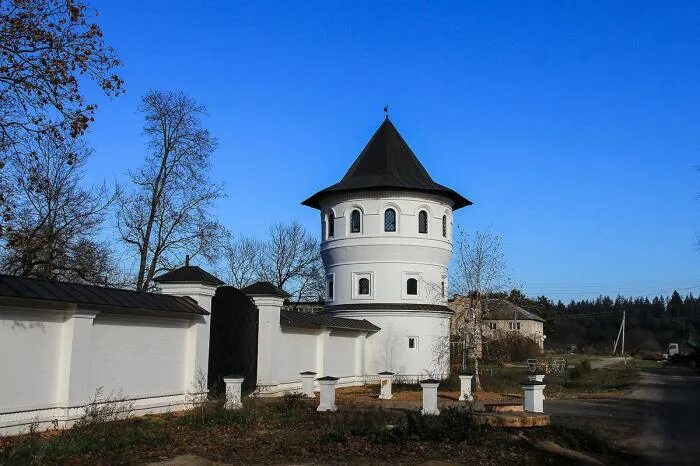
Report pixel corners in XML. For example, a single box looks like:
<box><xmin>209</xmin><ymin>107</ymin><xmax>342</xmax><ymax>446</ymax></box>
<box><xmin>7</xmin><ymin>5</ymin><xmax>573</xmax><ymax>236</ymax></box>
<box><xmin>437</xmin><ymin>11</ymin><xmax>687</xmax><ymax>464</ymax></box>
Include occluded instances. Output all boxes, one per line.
<box><xmin>420</xmin><ymin>379</ymin><xmax>440</xmax><ymax>415</ymax></box>
<box><xmin>300</xmin><ymin>371</ymin><xmax>317</xmax><ymax>398</ymax></box>
<box><xmin>223</xmin><ymin>376</ymin><xmax>245</xmax><ymax>409</ymax></box>
<box><xmin>378</xmin><ymin>371</ymin><xmax>394</xmax><ymax>400</ymax></box>
<box><xmin>522</xmin><ymin>382</ymin><xmax>546</xmax><ymax>413</ymax></box>
<box><xmin>316</xmin><ymin>376</ymin><xmax>339</xmax><ymax>412</ymax></box>
<box><xmin>458</xmin><ymin>374</ymin><xmax>474</xmax><ymax>401</ymax></box>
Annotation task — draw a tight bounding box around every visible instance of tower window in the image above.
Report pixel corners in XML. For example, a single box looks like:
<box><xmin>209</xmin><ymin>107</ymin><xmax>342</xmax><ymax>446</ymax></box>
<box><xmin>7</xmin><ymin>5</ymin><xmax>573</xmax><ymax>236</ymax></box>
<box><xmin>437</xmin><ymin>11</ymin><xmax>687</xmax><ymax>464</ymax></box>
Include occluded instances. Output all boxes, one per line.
<box><xmin>441</xmin><ymin>280</ymin><xmax>445</xmax><ymax>298</ymax></box>
<box><xmin>327</xmin><ymin>212</ymin><xmax>335</xmax><ymax>238</ymax></box>
<box><xmin>327</xmin><ymin>277</ymin><xmax>334</xmax><ymax>300</ymax></box>
<box><xmin>384</xmin><ymin>208</ymin><xmax>396</xmax><ymax>232</ymax></box>
<box><xmin>408</xmin><ymin>337</ymin><xmax>418</xmax><ymax>349</ymax></box>
<box><xmin>442</xmin><ymin>215</ymin><xmax>447</xmax><ymax>237</ymax></box>
<box><xmin>406</xmin><ymin>278</ymin><xmax>418</xmax><ymax>295</ymax></box>
<box><xmin>418</xmin><ymin>211</ymin><xmax>428</xmax><ymax>234</ymax></box>
<box><xmin>358</xmin><ymin>277</ymin><xmax>370</xmax><ymax>295</ymax></box>
<box><xmin>350</xmin><ymin>209</ymin><xmax>361</xmax><ymax>233</ymax></box>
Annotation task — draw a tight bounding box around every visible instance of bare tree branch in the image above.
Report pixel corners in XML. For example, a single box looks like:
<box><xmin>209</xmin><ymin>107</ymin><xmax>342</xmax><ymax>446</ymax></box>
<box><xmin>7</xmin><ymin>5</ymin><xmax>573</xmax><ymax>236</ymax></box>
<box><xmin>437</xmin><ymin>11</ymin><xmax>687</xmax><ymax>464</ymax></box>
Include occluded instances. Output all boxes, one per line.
<box><xmin>0</xmin><ymin>132</ymin><xmax>122</xmax><ymax>285</ymax></box>
<box><xmin>116</xmin><ymin>90</ymin><xmax>225</xmax><ymax>291</ymax></box>
<box><xmin>449</xmin><ymin>228</ymin><xmax>510</xmax><ymax>390</ymax></box>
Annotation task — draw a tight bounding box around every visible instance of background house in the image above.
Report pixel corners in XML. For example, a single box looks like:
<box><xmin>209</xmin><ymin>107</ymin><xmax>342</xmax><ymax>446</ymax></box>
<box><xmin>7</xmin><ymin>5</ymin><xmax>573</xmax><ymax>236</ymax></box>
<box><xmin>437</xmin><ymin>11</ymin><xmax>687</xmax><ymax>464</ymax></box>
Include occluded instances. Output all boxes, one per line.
<box><xmin>449</xmin><ymin>296</ymin><xmax>546</xmax><ymax>350</ymax></box>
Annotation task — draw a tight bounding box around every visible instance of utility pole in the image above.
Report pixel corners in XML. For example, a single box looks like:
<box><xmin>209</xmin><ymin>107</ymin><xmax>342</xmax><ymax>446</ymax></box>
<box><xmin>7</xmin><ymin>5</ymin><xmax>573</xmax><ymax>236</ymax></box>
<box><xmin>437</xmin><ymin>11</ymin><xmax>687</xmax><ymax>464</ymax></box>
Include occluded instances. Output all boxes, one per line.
<box><xmin>613</xmin><ymin>309</ymin><xmax>626</xmax><ymax>357</ymax></box>
<box><xmin>621</xmin><ymin>309</ymin><xmax>626</xmax><ymax>357</ymax></box>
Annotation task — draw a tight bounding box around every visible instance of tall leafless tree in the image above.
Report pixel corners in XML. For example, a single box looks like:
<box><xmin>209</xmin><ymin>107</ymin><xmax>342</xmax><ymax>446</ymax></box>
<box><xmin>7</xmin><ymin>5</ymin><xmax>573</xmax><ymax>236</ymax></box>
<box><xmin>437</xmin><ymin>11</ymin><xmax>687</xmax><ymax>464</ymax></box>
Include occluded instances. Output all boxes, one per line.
<box><xmin>0</xmin><ymin>133</ymin><xmax>120</xmax><ymax>284</ymax></box>
<box><xmin>223</xmin><ymin>222</ymin><xmax>323</xmax><ymax>300</ymax></box>
<box><xmin>0</xmin><ymin>0</ymin><xmax>123</xmax><ymax>231</ymax></box>
<box><xmin>224</xmin><ymin>236</ymin><xmax>262</xmax><ymax>289</ymax></box>
<box><xmin>117</xmin><ymin>90</ymin><xmax>225</xmax><ymax>291</ymax></box>
<box><xmin>258</xmin><ymin>221</ymin><xmax>324</xmax><ymax>302</ymax></box>
<box><xmin>450</xmin><ymin>228</ymin><xmax>509</xmax><ymax>390</ymax></box>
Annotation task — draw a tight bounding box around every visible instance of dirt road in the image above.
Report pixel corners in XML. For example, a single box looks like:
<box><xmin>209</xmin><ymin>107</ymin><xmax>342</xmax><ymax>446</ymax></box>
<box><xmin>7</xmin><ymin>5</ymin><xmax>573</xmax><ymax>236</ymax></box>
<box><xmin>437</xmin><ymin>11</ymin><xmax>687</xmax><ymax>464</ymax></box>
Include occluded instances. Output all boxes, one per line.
<box><xmin>546</xmin><ymin>367</ymin><xmax>700</xmax><ymax>465</ymax></box>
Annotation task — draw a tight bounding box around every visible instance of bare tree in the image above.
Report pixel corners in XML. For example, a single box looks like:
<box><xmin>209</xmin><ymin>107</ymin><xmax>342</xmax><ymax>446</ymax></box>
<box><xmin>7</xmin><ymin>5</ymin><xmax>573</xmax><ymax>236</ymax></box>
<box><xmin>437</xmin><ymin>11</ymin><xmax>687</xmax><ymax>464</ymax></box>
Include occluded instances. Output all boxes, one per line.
<box><xmin>450</xmin><ymin>228</ymin><xmax>509</xmax><ymax>390</ymax></box>
<box><xmin>224</xmin><ymin>236</ymin><xmax>262</xmax><ymax>289</ymax></box>
<box><xmin>258</xmin><ymin>221</ymin><xmax>324</xmax><ymax>302</ymax></box>
<box><xmin>116</xmin><ymin>90</ymin><xmax>225</xmax><ymax>291</ymax></box>
<box><xmin>0</xmin><ymin>133</ymin><xmax>120</xmax><ymax>284</ymax></box>
<box><xmin>0</xmin><ymin>0</ymin><xmax>123</xmax><ymax>230</ymax></box>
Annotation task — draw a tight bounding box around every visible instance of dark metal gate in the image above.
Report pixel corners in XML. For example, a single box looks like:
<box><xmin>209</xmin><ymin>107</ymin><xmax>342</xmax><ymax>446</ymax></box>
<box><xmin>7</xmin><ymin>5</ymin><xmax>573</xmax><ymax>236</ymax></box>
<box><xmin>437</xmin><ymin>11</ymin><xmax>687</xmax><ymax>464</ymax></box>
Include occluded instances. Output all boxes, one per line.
<box><xmin>208</xmin><ymin>286</ymin><xmax>258</xmax><ymax>394</ymax></box>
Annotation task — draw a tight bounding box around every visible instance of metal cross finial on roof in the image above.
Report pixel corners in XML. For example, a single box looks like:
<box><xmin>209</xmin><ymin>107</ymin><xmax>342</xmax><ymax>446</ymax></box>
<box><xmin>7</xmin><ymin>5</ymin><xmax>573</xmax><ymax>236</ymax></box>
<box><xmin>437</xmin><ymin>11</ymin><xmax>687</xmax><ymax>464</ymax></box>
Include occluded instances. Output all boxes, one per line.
<box><xmin>384</xmin><ymin>105</ymin><xmax>389</xmax><ymax>119</ymax></box>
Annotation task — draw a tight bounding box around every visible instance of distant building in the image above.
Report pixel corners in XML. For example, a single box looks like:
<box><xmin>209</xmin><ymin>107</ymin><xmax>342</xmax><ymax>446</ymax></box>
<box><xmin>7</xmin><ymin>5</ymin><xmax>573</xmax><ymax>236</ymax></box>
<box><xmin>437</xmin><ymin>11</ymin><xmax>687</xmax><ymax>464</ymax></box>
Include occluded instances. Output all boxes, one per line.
<box><xmin>449</xmin><ymin>296</ymin><xmax>546</xmax><ymax>349</ymax></box>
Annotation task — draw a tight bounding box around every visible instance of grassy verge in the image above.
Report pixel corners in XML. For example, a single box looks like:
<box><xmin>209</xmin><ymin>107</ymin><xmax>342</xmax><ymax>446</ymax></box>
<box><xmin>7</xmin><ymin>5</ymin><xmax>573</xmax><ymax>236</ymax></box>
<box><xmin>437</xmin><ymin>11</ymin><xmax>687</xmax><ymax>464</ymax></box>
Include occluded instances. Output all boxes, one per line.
<box><xmin>0</xmin><ymin>396</ymin><xmax>639</xmax><ymax>465</ymax></box>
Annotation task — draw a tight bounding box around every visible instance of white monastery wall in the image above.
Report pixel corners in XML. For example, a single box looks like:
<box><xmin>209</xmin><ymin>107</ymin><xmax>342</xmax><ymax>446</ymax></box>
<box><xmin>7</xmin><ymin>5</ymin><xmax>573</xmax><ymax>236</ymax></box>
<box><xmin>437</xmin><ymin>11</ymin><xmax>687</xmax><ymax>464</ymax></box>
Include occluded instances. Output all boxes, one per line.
<box><xmin>89</xmin><ymin>316</ymin><xmax>189</xmax><ymax>397</ymax></box>
<box><xmin>0</xmin><ymin>309</ymin><xmax>64</xmax><ymax>412</ymax></box>
<box><xmin>324</xmin><ymin>331</ymin><xmax>357</xmax><ymax>378</ymax></box>
<box><xmin>0</xmin><ymin>281</ymin><xmax>214</xmax><ymax>436</ymax></box>
<box><xmin>252</xmin><ymin>295</ymin><xmax>369</xmax><ymax>396</ymax></box>
<box><xmin>274</xmin><ymin>327</ymin><xmax>318</xmax><ymax>384</ymax></box>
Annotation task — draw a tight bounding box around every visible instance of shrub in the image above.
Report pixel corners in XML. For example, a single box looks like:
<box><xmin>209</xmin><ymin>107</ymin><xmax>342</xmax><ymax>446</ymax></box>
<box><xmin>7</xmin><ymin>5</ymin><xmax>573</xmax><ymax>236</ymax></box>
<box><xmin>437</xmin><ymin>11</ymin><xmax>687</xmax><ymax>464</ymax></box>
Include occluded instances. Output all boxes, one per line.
<box><xmin>484</xmin><ymin>332</ymin><xmax>541</xmax><ymax>364</ymax></box>
<box><xmin>569</xmin><ymin>358</ymin><xmax>592</xmax><ymax>379</ymax></box>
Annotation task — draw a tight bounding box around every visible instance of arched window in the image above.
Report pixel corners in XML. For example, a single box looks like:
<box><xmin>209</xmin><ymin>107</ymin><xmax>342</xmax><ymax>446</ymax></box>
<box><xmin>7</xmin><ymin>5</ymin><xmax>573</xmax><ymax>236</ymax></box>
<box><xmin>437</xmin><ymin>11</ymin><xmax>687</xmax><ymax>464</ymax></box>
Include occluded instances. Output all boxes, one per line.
<box><xmin>384</xmin><ymin>208</ymin><xmax>396</xmax><ymax>232</ymax></box>
<box><xmin>442</xmin><ymin>215</ymin><xmax>447</xmax><ymax>237</ymax></box>
<box><xmin>406</xmin><ymin>278</ymin><xmax>418</xmax><ymax>295</ymax></box>
<box><xmin>350</xmin><ymin>209</ymin><xmax>361</xmax><ymax>233</ymax></box>
<box><xmin>327</xmin><ymin>212</ymin><xmax>335</xmax><ymax>238</ymax></box>
<box><xmin>358</xmin><ymin>277</ymin><xmax>370</xmax><ymax>295</ymax></box>
<box><xmin>418</xmin><ymin>210</ymin><xmax>428</xmax><ymax>234</ymax></box>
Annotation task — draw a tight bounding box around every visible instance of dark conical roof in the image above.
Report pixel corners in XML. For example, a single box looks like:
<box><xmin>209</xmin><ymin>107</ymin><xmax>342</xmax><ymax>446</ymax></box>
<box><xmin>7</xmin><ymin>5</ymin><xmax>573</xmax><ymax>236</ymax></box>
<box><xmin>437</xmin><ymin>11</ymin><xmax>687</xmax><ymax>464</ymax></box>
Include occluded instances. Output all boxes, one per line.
<box><xmin>302</xmin><ymin>118</ymin><xmax>471</xmax><ymax>210</ymax></box>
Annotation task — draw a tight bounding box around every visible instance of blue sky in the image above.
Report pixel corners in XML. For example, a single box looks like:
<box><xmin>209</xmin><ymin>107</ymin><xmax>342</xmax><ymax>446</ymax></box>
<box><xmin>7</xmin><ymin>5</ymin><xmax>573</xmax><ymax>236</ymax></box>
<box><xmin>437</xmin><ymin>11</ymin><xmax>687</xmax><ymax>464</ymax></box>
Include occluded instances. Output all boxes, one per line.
<box><xmin>82</xmin><ymin>1</ymin><xmax>700</xmax><ymax>302</ymax></box>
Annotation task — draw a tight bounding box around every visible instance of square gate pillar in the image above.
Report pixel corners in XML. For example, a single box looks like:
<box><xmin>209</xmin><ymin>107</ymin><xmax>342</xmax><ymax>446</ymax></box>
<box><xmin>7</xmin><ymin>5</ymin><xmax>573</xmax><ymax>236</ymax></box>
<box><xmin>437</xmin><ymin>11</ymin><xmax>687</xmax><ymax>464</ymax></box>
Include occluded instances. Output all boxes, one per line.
<box><xmin>300</xmin><ymin>371</ymin><xmax>317</xmax><ymax>397</ymax></box>
<box><xmin>378</xmin><ymin>371</ymin><xmax>394</xmax><ymax>400</ymax></box>
<box><xmin>420</xmin><ymin>379</ymin><xmax>440</xmax><ymax>415</ymax></box>
<box><xmin>316</xmin><ymin>376</ymin><xmax>339</xmax><ymax>412</ymax></box>
<box><xmin>458</xmin><ymin>374</ymin><xmax>473</xmax><ymax>402</ymax></box>
<box><xmin>223</xmin><ymin>376</ymin><xmax>245</xmax><ymax>409</ymax></box>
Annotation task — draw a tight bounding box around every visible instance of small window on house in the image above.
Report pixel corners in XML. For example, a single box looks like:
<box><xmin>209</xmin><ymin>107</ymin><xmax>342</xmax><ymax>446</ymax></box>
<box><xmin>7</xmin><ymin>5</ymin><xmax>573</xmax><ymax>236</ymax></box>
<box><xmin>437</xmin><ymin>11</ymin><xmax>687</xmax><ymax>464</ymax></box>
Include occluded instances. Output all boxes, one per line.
<box><xmin>327</xmin><ymin>212</ymin><xmax>335</xmax><ymax>238</ymax></box>
<box><xmin>489</xmin><ymin>322</ymin><xmax>497</xmax><ymax>330</ymax></box>
<box><xmin>418</xmin><ymin>211</ymin><xmax>428</xmax><ymax>234</ymax></box>
<box><xmin>384</xmin><ymin>208</ymin><xmax>396</xmax><ymax>232</ymax></box>
<box><xmin>327</xmin><ymin>278</ymin><xmax>334</xmax><ymax>300</ymax></box>
<box><xmin>351</xmin><ymin>209</ymin><xmax>361</xmax><ymax>233</ymax></box>
<box><xmin>517</xmin><ymin>321</ymin><xmax>521</xmax><ymax>330</ymax></box>
<box><xmin>408</xmin><ymin>337</ymin><xmax>418</xmax><ymax>349</ymax></box>
<box><xmin>358</xmin><ymin>277</ymin><xmax>370</xmax><ymax>295</ymax></box>
<box><xmin>406</xmin><ymin>278</ymin><xmax>418</xmax><ymax>295</ymax></box>
<box><xmin>442</xmin><ymin>215</ymin><xmax>447</xmax><ymax>237</ymax></box>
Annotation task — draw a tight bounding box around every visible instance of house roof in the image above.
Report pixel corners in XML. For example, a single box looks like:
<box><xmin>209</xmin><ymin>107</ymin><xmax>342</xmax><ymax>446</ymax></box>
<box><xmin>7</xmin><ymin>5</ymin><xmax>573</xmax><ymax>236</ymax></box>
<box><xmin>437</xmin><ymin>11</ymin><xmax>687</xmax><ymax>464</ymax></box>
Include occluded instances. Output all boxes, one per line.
<box><xmin>153</xmin><ymin>265</ymin><xmax>224</xmax><ymax>286</ymax></box>
<box><xmin>302</xmin><ymin>118</ymin><xmax>472</xmax><ymax>210</ymax></box>
<box><xmin>280</xmin><ymin>309</ymin><xmax>380</xmax><ymax>332</ymax></box>
<box><xmin>0</xmin><ymin>274</ymin><xmax>209</xmax><ymax>316</ymax></box>
<box><xmin>484</xmin><ymin>299</ymin><xmax>545</xmax><ymax>322</ymax></box>
<box><xmin>241</xmin><ymin>281</ymin><xmax>290</xmax><ymax>298</ymax></box>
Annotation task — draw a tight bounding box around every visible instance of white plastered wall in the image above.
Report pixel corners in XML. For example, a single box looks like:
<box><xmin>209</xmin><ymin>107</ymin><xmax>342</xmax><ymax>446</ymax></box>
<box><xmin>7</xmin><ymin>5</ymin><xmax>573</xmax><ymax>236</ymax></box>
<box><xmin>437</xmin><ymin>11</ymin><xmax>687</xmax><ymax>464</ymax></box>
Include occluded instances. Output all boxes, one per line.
<box><xmin>251</xmin><ymin>295</ymin><xmax>370</xmax><ymax>396</ymax></box>
<box><xmin>0</xmin><ymin>282</ymin><xmax>215</xmax><ymax>436</ymax></box>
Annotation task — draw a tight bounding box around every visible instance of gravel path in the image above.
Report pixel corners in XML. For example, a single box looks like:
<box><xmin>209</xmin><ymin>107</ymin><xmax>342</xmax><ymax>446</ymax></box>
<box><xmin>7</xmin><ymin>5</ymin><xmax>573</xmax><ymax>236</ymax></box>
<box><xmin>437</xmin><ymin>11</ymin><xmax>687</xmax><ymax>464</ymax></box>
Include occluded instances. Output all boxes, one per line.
<box><xmin>546</xmin><ymin>367</ymin><xmax>700</xmax><ymax>465</ymax></box>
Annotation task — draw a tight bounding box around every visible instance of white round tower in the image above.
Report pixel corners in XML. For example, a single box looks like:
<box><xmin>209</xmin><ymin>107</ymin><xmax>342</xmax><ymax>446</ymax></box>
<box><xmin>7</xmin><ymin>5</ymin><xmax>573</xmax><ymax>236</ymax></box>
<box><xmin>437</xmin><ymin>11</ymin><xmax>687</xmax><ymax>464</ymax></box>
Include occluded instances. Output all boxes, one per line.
<box><xmin>302</xmin><ymin>118</ymin><xmax>471</xmax><ymax>379</ymax></box>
